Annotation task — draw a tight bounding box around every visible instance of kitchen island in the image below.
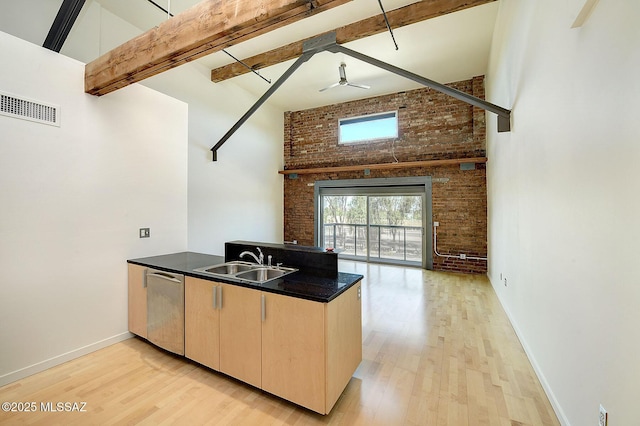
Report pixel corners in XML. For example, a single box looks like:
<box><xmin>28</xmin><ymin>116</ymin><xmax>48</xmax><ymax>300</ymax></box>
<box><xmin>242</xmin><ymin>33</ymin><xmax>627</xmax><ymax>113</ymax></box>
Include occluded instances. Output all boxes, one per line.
<box><xmin>127</xmin><ymin>243</ymin><xmax>363</xmax><ymax>415</ymax></box>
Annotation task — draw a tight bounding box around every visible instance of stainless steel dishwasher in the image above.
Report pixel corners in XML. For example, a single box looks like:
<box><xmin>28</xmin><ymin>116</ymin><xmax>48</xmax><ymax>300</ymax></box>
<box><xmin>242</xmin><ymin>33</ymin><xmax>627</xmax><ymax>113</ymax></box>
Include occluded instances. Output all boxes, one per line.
<box><xmin>146</xmin><ymin>268</ymin><xmax>185</xmax><ymax>355</ymax></box>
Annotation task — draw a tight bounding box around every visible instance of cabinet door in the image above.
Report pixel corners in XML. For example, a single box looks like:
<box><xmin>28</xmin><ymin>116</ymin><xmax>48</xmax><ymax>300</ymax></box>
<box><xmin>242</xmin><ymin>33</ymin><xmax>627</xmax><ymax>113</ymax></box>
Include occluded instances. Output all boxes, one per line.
<box><xmin>185</xmin><ymin>277</ymin><xmax>220</xmax><ymax>371</ymax></box>
<box><xmin>128</xmin><ymin>264</ymin><xmax>147</xmax><ymax>338</ymax></box>
<box><xmin>219</xmin><ymin>283</ymin><xmax>262</xmax><ymax>388</ymax></box>
<box><xmin>261</xmin><ymin>292</ymin><xmax>326</xmax><ymax>414</ymax></box>
<box><xmin>326</xmin><ymin>283</ymin><xmax>362</xmax><ymax>413</ymax></box>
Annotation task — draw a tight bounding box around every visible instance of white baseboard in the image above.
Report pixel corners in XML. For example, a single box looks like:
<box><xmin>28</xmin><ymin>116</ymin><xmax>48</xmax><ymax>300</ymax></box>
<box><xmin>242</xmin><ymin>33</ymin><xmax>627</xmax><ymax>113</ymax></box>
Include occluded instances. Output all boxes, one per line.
<box><xmin>0</xmin><ymin>332</ymin><xmax>133</xmax><ymax>387</ymax></box>
<box><xmin>487</xmin><ymin>276</ymin><xmax>571</xmax><ymax>426</ymax></box>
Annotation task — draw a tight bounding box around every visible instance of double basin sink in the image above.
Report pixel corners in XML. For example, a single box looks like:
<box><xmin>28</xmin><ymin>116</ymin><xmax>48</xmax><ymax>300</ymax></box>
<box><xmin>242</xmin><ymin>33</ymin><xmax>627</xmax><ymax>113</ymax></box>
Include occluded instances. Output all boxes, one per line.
<box><xmin>194</xmin><ymin>260</ymin><xmax>298</xmax><ymax>284</ymax></box>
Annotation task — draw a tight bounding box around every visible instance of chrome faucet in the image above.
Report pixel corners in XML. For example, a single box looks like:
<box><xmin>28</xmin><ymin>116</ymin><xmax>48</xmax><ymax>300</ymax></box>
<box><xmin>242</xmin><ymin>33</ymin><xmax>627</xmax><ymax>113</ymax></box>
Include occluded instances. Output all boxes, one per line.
<box><xmin>239</xmin><ymin>247</ymin><xmax>264</xmax><ymax>265</ymax></box>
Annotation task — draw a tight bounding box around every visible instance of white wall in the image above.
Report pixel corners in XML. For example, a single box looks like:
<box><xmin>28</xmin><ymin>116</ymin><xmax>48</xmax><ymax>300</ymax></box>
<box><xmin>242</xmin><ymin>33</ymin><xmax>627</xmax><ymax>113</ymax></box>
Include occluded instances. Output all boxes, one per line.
<box><xmin>486</xmin><ymin>1</ymin><xmax>640</xmax><ymax>425</ymax></box>
<box><xmin>142</xmin><ymin>58</ymin><xmax>285</xmax><ymax>256</ymax></box>
<box><xmin>0</xmin><ymin>0</ymin><xmax>284</xmax><ymax>384</ymax></box>
<box><xmin>0</xmin><ymin>31</ymin><xmax>188</xmax><ymax>385</ymax></box>
<box><xmin>64</xmin><ymin>0</ymin><xmax>285</xmax><ymax>256</ymax></box>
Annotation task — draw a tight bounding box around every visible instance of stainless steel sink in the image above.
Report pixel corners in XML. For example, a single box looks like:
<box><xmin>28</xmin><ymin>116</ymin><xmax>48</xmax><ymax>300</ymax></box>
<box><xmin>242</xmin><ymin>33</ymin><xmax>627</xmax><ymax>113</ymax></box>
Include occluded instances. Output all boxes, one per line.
<box><xmin>194</xmin><ymin>261</ymin><xmax>297</xmax><ymax>284</ymax></box>
<box><xmin>235</xmin><ymin>268</ymin><xmax>288</xmax><ymax>282</ymax></box>
<box><xmin>200</xmin><ymin>262</ymin><xmax>254</xmax><ymax>275</ymax></box>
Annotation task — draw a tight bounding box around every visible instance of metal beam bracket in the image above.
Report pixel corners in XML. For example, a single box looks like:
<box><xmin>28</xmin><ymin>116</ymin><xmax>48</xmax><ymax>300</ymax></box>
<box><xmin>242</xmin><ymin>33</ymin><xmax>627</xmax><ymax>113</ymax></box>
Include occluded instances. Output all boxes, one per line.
<box><xmin>302</xmin><ymin>32</ymin><xmax>337</xmax><ymax>52</ymax></box>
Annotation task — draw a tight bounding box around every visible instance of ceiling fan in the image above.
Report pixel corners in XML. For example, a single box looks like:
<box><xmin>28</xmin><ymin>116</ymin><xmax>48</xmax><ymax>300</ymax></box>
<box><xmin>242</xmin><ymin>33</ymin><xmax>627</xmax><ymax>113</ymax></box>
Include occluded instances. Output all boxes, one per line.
<box><xmin>319</xmin><ymin>63</ymin><xmax>371</xmax><ymax>92</ymax></box>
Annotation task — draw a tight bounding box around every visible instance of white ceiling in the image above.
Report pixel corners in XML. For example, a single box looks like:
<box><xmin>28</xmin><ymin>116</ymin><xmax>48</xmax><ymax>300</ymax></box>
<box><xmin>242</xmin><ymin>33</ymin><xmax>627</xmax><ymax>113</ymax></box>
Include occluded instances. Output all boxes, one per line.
<box><xmin>0</xmin><ymin>0</ymin><xmax>499</xmax><ymax>112</ymax></box>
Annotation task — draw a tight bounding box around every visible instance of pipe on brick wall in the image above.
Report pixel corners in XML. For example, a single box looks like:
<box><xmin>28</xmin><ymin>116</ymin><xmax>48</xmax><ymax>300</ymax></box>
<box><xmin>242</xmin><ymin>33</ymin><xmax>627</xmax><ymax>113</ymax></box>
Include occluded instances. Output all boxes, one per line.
<box><xmin>433</xmin><ymin>223</ymin><xmax>487</xmax><ymax>261</ymax></box>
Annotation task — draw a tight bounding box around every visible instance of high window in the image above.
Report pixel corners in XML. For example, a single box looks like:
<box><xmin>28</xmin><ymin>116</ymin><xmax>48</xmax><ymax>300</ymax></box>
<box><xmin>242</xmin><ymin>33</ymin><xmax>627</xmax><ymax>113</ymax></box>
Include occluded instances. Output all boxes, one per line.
<box><xmin>338</xmin><ymin>111</ymin><xmax>398</xmax><ymax>144</ymax></box>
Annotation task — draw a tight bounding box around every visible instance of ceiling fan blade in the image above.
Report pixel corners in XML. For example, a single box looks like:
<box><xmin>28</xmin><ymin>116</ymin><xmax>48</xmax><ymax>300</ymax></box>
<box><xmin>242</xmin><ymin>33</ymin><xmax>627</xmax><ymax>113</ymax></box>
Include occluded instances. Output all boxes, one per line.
<box><xmin>347</xmin><ymin>82</ymin><xmax>371</xmax><ymax>90</ymax></box>
<box><xmin>319</xmin><ymin>82</ymin><xmax>341</xmax><ymax>92</ymax></box>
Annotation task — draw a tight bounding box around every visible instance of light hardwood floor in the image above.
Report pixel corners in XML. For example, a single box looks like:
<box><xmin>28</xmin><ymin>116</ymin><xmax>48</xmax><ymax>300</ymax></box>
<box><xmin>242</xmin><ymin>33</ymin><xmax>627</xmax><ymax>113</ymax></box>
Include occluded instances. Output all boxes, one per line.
<box><xmin>0</xmin><ymin>261</ymin><xmax>559</xmax><ymax>425</ymax></box>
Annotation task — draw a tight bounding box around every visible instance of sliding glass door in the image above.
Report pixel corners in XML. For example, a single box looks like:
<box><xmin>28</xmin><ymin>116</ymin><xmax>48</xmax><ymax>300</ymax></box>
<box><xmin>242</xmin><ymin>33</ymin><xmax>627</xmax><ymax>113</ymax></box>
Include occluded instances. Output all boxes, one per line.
<box><xmin>319</xmin><ymin>185</ymin><xmax>427</xmax><ymax>267</ymax></box>
<box><xmin>367</xmin><ymin>195</ymin><xmax>423</xmax><ymax>263</ymax></box>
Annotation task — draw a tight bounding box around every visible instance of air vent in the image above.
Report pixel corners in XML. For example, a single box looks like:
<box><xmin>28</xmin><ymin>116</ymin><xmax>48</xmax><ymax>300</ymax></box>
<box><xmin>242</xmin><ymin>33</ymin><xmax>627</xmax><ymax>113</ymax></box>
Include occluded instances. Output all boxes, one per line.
<box><xmin>0</xmin><ymin>91</ymin><xmax>60</xmax><ymax>126</ymax></box>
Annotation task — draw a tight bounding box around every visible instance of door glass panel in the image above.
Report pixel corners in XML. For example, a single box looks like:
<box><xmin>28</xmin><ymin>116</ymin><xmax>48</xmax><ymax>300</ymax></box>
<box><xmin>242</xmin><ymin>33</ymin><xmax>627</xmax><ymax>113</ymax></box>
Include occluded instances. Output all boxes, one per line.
<box><xmin>321</xmin><ymin>195</ymin><xmax>366</xmax><ymax>256</ymax></box>
<box><xmin>321</xmin><ymin>193</ymin><xmax>423</xmax><ymax>266</ymax></box>
<box><xmin>369</xmin><ymin>196</ymin><xmax>422</xmax><ymax>263</ymax></box>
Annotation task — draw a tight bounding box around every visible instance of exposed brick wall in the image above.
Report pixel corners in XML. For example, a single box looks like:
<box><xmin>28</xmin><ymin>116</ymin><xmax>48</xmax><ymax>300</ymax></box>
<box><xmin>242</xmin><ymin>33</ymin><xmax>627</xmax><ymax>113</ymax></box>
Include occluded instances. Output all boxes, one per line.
<box><xmin>283</xmin><ymin>76</ymin><xmax>487</xmax><ymax>274</ymax></box>
<box><xmin>431</xmin><ymin>166</ymin><xmax>487</xmax><ymax>274</ymax></box>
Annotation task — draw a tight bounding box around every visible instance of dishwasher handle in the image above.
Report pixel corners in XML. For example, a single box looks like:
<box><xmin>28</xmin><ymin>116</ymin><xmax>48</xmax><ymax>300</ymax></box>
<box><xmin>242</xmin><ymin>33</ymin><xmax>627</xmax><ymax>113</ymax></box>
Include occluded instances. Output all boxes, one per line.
<box><xmin>146</xmin><ymin>271</ymin><xmax>181</xmax><ymax>283</ymax></box>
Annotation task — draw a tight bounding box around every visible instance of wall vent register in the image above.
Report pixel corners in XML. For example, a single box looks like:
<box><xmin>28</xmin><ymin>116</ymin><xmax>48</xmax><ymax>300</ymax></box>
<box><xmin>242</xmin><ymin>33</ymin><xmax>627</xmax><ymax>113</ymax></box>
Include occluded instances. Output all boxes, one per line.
<box><xmin>0</xmin><ymin>91</ymin><xmax>60</xmax><ymax>126</ymax></box>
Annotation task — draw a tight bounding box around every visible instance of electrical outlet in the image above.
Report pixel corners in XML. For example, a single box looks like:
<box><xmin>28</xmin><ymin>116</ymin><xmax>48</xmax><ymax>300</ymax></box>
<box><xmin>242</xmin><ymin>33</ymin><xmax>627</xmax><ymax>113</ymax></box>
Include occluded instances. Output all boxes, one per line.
<box><xmin>599</xmin><ymin>405</ymin><xmax>608</xmax><ymax>426</ymax></box>
<box><xmin>139</xmin><ymin>228</ymin><xmax>150</xmax><ymax>238</ymax></box>
<box><xmin>504</xmin><ymin>278</ymin><xmax>508</xmax><ymax>287</ymax></box>
<box><xmin>433</xmin><ymin>221</ymin><xmax>440</xmax><ymax>227</ymax></box>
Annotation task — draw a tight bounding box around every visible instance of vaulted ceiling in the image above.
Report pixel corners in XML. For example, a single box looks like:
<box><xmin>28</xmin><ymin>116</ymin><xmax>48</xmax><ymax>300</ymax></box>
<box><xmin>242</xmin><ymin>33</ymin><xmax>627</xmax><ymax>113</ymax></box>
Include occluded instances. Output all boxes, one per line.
<box><xmin>0</xmin><ymin>0</ymin><xmax>499</xmax><ymax>111</ymax></box>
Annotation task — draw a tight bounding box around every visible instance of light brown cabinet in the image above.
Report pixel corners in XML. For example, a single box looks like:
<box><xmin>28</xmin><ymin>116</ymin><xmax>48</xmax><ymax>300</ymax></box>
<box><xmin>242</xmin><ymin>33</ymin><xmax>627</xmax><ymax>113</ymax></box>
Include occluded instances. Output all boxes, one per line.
<box><xmin>261</xmin><ymin>283</ymin><xmax>362</xmax><ymax>413</ymax></box>
<box><xmin>219</xmin><ymin>283</ymin><xmax>262</xmax><ymax>388</ymax></box>
<box><xmin>184</xmin><ymin>279</ymin><xmax>262</xmax><ymax>386</ymax></box>
<box><xmin>127</xmin><ymin>264</ymin><xmax>147</xmax><ymax>338</ymax></box>
<box><xmin>262</xmin><ymin>291</ymin><xmax>326</xmax><ymax>413</ymax></box>
<box><xmin>170</xmin><ymin>276</ymin><xmax>361</xmax><ymax>415</ymax></box>
<box><xmin>325</xmin><ymin>282</ymin><xmax>363</xmax><ymax>411</ymax></box>
<box><xmin>184</xmin><ymin>277</ymin><xmax>220</xmax><ymax>370</ymax></box>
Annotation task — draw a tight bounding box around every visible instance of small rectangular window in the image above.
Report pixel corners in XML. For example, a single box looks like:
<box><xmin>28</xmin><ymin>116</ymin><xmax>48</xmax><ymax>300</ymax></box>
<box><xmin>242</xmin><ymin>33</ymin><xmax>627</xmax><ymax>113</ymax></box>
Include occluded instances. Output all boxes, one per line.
<box><xmin>339</xmin><ymin>111</ymin><xmax>398</xmax><ymax>144</ymax></box>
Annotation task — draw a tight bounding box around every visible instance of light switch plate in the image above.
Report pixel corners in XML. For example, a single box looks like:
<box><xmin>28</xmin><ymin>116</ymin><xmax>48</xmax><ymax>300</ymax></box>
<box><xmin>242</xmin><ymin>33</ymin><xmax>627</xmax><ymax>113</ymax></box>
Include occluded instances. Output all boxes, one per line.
<box><xmin>139</xmin><ymin>228</ymin><xmax>150</xmax><ymax>238</ymax></box>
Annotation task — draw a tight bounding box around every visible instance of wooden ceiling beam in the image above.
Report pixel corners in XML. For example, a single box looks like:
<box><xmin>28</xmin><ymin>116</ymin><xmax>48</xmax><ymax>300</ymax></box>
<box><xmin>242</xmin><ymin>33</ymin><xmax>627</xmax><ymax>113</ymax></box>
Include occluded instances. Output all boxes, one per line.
<box><xmin>210</xmin><ymin>0</ymin><xmax>496</xmax><ymax>83</ymax></box>
<box><xmin>84</xmin><ymin>0</ymin><xmax>353</xmax><ymax>96</ymax></box>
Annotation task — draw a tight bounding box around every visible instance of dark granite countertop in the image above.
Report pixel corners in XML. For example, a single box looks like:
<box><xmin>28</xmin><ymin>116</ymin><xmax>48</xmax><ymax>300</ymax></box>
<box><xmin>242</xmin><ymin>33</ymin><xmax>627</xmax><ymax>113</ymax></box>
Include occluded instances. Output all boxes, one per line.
<box><xmin>128</xmin><ymin>251</ymin><xmax>363</xmax><ymax>303</ymax></box>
